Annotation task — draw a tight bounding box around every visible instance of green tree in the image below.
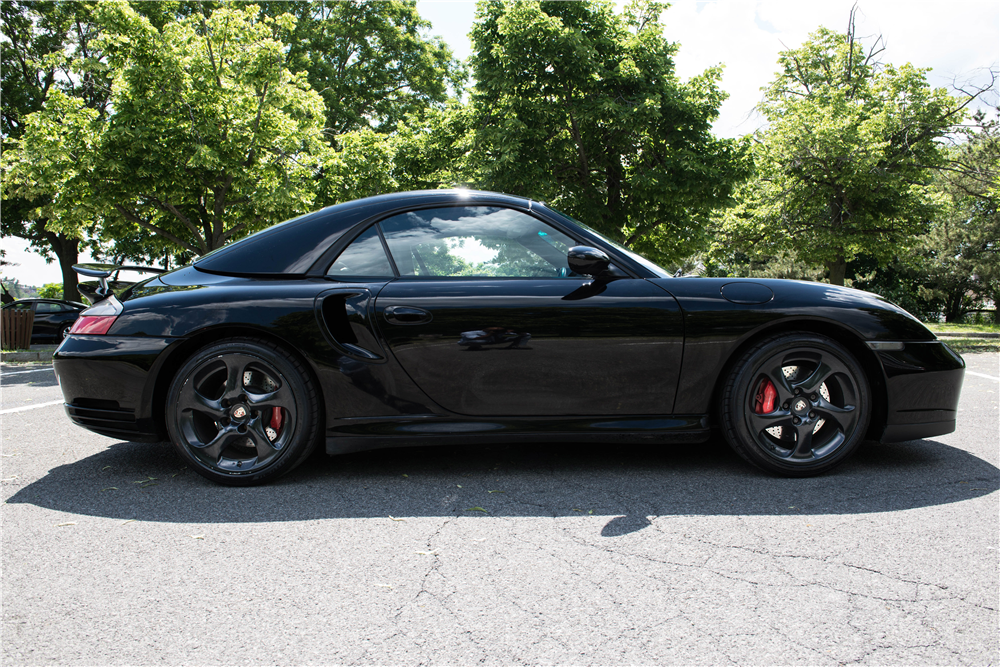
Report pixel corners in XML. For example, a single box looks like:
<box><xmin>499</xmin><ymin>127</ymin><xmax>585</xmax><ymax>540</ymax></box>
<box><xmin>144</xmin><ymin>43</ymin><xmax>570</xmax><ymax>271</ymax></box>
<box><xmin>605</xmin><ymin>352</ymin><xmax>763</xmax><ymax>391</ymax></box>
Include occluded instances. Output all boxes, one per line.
<box><xmin>1</xmin><ymin>1</ymin><xmax>110</xmax><ymax>301</ymax></box>
<box><xmin>37</xmin><ymin>283</ymin><xmax>63</xmax><ymax>299</ymax></box>
<box><xmin>259</xmin><ymin>0</ymin><xmax>465</xmax><ymax>138</ymax></box>
<box><xmin>717</xmin><ymin>10</ymin><xmax>977</xmax><ymax>286</ymax></box>
<box><xmin>466</xmin><ymin>0</ymin><xmax>745</xmax><ymax>265</ymax></box>
<box><xmin>5</xmin><ymin>2</ymin><xmax>331</xmax><ymax>257</ymax></box>
<box><xmin>919</xmin><ymin>112</ymin><xmax>1000</xmax><ymax>321</ymax></box>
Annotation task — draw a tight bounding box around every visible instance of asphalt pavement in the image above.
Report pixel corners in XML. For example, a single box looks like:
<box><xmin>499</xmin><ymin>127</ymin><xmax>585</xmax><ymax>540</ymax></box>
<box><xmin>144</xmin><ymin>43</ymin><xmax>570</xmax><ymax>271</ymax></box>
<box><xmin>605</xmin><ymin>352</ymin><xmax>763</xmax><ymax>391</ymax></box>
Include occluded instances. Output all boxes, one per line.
<box><xmin>1</xmin><ymin>353</ymin><xmax>997</xmax><ymax>665</ymax></box>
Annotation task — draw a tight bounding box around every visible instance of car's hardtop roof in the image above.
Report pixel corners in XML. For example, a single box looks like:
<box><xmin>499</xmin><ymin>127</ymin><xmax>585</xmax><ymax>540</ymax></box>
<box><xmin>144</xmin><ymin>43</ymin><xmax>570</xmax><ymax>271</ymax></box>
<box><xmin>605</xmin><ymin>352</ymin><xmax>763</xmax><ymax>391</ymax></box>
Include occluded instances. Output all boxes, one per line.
<box><xmin>194</xmin><ymin>189</ymin><xmax>536</xmax><ymax>277</ymax></box>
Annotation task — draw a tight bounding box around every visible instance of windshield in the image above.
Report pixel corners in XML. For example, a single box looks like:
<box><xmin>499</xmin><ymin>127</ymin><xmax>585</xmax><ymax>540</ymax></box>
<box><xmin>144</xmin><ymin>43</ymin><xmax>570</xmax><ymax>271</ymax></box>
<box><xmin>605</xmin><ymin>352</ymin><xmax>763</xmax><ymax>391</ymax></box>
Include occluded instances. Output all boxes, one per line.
<box><xmin>542</xmin><ymin>205</ymin><xmax>672</xmax><ymax>278</ymax></box>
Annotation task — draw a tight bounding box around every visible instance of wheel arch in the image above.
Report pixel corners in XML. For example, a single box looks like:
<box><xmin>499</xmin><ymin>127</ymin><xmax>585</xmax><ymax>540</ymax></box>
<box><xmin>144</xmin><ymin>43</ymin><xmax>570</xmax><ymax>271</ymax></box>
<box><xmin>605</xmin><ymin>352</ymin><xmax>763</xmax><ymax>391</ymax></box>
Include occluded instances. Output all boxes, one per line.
<box><xmin>708</xmin><ymin>318</ymin><xmax>888</xmax><ymax>441</ymax></box>
<box><xmin>149</xmin><ymin>324</ymin><xmax>325</xmax><ymax>439</ymax></box>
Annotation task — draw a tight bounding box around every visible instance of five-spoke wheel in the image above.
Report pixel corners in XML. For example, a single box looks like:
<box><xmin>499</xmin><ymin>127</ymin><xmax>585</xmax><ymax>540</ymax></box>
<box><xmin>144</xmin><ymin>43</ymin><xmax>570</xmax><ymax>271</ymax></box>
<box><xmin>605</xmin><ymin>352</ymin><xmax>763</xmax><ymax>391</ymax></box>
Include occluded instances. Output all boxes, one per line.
<box><xmin>166</xmin><ymin>339</ymin><xmax>320</xmax><ymax>485</ymax></box>
<box><xmin>721</xmin><ymin>333</ymin><xmax>870</xmax><ymax>476</ymax></box>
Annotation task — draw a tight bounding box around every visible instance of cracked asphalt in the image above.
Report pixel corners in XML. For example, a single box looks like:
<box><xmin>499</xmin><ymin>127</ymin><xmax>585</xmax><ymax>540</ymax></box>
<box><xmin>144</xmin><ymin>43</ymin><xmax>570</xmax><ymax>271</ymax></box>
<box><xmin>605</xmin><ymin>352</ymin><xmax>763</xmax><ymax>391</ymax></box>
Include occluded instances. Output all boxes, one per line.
<box><xmin>1</xmin><ymin>353</ymin><xmax>997</xmax><ymax>665</ymax></box>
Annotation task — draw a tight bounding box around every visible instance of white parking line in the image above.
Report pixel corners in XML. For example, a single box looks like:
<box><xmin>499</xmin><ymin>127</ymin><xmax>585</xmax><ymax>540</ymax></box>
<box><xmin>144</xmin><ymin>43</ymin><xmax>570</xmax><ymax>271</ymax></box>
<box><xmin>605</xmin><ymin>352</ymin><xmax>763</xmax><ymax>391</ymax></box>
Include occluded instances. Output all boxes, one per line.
<box><xmin>0</xmin><ymin>400</ymin><xmax>64</xmax><ymax>415</ymax></box>
<box><xmin>966</xmin><ymin>370</ymin><xmax>1000</xmax><ymax>381</ymax></box>
<box><xmin>1</xmin><ymin>367</ymin><xmax>54</xmax><ymax>376</ymax></box>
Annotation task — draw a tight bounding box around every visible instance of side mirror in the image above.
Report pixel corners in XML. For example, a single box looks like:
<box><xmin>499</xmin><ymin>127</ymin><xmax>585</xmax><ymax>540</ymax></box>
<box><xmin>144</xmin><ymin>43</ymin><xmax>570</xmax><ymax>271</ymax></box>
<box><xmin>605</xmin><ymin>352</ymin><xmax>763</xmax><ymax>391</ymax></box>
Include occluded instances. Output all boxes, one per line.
<box><xmin>567</xmin><ymin>246</ymin><xmax>611</xmax><ymax>278</ymax></box>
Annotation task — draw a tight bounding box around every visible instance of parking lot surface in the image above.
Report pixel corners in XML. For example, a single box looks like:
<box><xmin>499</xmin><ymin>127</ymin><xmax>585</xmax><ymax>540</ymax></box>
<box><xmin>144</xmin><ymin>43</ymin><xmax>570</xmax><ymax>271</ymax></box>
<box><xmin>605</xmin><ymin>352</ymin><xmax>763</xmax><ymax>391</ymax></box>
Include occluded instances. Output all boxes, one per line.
<box><xmin>1</xmin><ymin>353</ymin><xmax>997</xmax><ymax>664</ymax></box>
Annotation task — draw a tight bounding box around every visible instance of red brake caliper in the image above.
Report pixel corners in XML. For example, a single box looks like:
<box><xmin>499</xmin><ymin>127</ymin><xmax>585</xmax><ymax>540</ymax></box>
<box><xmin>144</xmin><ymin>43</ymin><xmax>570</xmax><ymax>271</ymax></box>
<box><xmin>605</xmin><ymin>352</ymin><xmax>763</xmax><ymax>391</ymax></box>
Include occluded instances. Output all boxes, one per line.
<box><xmin>754</xmin><ymin>378</ymin><xmax>778</xmax><ymax>414</ymax></box>
<box><xmin>268</xmin><ymin>408</ymin><xmax>284</xmax><ymax>440</ymax></box>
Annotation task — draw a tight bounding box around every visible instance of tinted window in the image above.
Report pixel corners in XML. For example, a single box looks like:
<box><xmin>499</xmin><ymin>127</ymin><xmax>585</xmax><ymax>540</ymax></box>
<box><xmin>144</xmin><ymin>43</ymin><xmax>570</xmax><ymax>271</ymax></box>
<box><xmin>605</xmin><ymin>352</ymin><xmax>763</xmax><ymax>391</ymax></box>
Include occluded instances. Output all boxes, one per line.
<box><xmin>326</xmin><ymin>225</ymin><xmax>395</xmax><ymax>280</ymax></box>
<box><xmin>35</xmin><ymin>303</ymin><xmax>61</xmax><ymax>313</ymax></box>
<box><xmin>379</xmin><ymin>207</ymin><xmax>576</xmax><ymax>278</ymax></box>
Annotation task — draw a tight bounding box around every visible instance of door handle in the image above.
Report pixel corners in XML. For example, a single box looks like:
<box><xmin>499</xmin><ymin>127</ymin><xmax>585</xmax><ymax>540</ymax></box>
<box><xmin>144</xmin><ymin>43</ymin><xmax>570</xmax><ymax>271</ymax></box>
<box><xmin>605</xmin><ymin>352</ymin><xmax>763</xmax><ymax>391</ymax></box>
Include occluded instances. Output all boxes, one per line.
<box><xmin>384</xmin><ymin>305</ymin><xmax>433</xmax><ymax>325</ymax></box>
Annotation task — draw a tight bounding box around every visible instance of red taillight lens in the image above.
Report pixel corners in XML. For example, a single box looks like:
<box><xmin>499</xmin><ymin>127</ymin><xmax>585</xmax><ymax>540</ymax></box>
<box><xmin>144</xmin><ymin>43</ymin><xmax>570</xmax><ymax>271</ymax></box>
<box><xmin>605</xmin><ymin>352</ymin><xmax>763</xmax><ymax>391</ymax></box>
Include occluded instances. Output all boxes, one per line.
<box><xmin>69</xmin><ymin>315</ymin><xmax>118</xmax><ymax>335</ymax></box>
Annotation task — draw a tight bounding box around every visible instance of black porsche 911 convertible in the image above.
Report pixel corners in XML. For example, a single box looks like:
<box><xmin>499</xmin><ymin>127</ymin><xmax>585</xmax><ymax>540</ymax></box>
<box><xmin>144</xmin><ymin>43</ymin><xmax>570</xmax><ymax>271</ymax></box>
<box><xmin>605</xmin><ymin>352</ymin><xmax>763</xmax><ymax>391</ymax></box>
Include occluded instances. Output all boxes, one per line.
<box><xmin>54</xmin><ymin>189</ymin><xmax>965</xmax><ymax>485</ymax></box>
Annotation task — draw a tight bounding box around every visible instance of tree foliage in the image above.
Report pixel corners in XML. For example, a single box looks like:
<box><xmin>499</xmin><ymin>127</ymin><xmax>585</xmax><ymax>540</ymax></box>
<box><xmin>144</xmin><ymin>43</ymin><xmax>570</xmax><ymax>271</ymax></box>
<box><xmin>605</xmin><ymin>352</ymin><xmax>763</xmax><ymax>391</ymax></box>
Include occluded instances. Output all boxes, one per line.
<box><xmin>263</xmin><ymin>0</ymin><xmax>465</xmax><ymax>138</ymax></box>
<box><xmin>919</xmin><ymin>111</ymin><xmax>1000</xmax><ymax>321</ymax></box>
<box><xmin>5</xmin><ymin>2</ymin><xmax>331</xmax><ymax>257</ymax></box>
<box><xmin>1</xmin><ymin>0</ymin><xmax>110</xmax><ymax>300</ymax></box>
<box><xmin>714</xmin><ymin>10</ymin><xmax>974</xmax><ymax>285</ymax></box>
<box><xmin>466</xmin><ymin>0</ymin><xmax>746</xmax><ymax>265</ymax></box>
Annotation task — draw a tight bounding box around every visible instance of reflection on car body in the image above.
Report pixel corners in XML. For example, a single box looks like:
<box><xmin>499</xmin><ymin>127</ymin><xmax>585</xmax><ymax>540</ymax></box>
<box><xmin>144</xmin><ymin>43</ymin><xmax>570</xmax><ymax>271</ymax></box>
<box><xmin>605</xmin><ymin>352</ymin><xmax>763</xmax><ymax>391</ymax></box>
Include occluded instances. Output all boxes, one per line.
<box><xmin>458</xmin><ymin>328</ymin><xmax>532</xmax><ymax>350</ymax></box>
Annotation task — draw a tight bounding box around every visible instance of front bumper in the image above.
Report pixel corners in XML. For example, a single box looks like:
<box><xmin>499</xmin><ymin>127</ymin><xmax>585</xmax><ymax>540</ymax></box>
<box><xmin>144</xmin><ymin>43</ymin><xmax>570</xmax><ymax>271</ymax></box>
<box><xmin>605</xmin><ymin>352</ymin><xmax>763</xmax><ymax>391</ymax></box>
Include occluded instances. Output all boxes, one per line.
<box><xmin>53</xmin><ymin>334</ymin><xmax>180</xmax><ymax>441</ymax></box>
<box><xmin>876</xmin><ymin>340</ymin><xmax>965</xmax><ymax>442</ymax></box>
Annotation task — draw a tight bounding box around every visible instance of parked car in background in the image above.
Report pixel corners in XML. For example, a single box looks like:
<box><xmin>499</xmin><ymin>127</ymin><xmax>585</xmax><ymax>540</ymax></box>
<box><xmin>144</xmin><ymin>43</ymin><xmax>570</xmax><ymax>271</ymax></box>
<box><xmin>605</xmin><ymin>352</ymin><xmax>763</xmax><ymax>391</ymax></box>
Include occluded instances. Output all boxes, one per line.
<box><xmin>3</xmin><ymin>299</ymin><xmax>88</xmax><ymax>342</ymax></box>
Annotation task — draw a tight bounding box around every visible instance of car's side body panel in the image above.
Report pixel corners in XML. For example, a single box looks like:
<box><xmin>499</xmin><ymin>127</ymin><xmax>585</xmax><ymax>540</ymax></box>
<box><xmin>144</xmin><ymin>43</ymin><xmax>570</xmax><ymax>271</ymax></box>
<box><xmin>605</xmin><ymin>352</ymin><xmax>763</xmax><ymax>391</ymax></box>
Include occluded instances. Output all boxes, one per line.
<box><xmin>374</xmin><ymin>277</ymin><xmax>684</xmax><ymax>416</ymax></box>
<box><xmin>651</xmin><ymin>278</ymin><xmax>963</xmax><ymax>441</ymax></box>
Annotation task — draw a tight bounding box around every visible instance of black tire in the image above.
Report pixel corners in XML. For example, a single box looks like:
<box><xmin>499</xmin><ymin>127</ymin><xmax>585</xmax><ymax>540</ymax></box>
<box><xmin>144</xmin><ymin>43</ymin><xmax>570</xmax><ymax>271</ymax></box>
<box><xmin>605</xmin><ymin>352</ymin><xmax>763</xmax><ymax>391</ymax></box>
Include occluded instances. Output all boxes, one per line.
<box><xmin>165</xmin><ymin>338</ymin><xmax>321</xmax><ymax>485</ymax></box>
<box><xmin>720</xmin><ymin>332</ymin><xmax>870</xmax><ymax>477</ymax></box>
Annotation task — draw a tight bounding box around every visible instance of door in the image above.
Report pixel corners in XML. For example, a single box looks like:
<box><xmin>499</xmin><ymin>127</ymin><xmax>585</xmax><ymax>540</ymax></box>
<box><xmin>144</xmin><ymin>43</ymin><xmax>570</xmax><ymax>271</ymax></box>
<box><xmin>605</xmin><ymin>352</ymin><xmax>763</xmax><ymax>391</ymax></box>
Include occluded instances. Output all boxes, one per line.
<box><xmin>371</xmin><ymin>205</ymin><xmax>684</xmax><ymax>417</ymax></box>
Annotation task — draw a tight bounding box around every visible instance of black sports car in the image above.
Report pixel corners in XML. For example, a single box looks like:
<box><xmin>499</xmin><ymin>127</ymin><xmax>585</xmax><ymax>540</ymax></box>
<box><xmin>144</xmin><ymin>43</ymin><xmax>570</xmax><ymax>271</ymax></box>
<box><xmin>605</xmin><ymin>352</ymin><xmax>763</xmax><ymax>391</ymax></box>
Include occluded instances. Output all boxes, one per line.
<box><xmin>53</xmin><ymin>190</ymin><xmax>965</xmax><ymax>485</ymax></box>
<box><xmin>4</xmin><ymin>298</ymin><xmax>88</xmax><ymax>341</ymax></box>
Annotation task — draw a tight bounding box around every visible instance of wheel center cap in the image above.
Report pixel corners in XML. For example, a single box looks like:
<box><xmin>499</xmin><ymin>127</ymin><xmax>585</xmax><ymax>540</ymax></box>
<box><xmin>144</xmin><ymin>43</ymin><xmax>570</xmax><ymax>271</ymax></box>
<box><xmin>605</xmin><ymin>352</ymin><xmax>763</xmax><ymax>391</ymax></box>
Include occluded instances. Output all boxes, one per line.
<box><xmin>792</xmin><ymin>398</ymin><xmax>809</xmax><ymax>414</ymax></box>
<box><xmin>230</xmin><ymin>405</ymin><xmax>249</xmax><ymax>422</ymax></box>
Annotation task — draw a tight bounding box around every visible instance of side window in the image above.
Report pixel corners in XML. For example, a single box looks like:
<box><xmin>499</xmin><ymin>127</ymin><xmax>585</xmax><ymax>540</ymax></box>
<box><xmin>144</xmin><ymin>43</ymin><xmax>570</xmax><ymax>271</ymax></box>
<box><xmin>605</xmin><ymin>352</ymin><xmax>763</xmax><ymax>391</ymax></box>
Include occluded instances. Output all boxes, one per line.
<box><xmin>35</xmin><ymin>303</ymin><xmax>60</xmax><ymax>313</ymax></box>
<box><xmin>326</xmin><ymin>225</ymin><xmax>395</xmax><ymax>280</ymax></box>
<box><xmin>379</xmin><ymin>206</ymin><xmax>576</xmax><ymax>278</ymax></box>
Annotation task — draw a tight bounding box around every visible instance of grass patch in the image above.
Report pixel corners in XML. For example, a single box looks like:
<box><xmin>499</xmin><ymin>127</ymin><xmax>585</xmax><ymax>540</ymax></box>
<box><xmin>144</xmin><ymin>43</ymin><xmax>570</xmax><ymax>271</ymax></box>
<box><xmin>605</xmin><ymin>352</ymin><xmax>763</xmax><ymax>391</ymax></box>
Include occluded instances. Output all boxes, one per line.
<box><xmin>940</xmin><ymin>339</ymin><xmax>1000</xmax><ymax>354</ymax></box>
<box><xmin>926</xmin><ymin>322</ymin><xmax>1000</xmax><ymax>335</ymax></box>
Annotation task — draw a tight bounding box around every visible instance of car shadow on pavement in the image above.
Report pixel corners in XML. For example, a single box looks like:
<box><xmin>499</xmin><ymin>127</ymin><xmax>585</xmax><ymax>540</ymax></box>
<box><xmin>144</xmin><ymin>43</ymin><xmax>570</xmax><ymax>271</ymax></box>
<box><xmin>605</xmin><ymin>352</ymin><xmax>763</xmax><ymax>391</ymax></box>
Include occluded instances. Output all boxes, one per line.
<box><xmin>6</xmin><ymin>435</ymin><xmax>998</xmax><ymax>534</ymax></box>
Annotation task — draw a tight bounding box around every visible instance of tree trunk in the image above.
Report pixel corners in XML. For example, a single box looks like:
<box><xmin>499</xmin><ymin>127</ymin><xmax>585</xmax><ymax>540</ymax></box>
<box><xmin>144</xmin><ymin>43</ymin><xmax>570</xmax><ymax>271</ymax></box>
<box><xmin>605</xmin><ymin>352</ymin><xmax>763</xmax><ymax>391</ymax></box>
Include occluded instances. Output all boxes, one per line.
<box><xmin>943</xmin><ymin>291</ymin><xmax>965</xmax><ymax>323</ymax></box>
<box><xmin>57</xmin><ymin>243</ymin><xmax>80</xmax><ymax>303</ymax></box>
<box><xmin>44</xmin><ymin>230</ymin><xmax>80</xmax><ymax>302</ymax></box>
<box><xmin>825</xmin><ymin>252</ymin><xmax>847</xmax><ymax>286</ymax></box>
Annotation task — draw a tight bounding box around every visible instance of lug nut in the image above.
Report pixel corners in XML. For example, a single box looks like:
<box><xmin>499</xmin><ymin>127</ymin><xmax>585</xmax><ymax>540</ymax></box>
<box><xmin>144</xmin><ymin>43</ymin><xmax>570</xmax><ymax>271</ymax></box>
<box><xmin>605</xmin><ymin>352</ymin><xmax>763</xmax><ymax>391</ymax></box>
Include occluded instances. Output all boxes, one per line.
<box><xmin>794</xmin><ymin>388</ymin><xmax>801</xmax><ymax>395</ymax></box>
<box><xmin>809</xmin><ymin>411</ymin><xmax>816</xmax><ymax>418</ymax></box>
<box><xmin>792</xmin><ymin>417</ymin><xmax>801</xmax><ymax>425</ymax></box>
<box><xmin>810</xmin><ymin>393</ymin><xmax>818</xmax><ymax>401</ymax></box>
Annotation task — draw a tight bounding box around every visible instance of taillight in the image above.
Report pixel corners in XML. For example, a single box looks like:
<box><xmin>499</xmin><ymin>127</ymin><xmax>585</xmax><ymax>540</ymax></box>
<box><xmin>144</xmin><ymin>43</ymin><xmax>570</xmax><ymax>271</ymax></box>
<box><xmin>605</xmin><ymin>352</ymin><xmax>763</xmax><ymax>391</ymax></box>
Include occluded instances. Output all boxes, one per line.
<box><xmin>69</xmin><ymin>315</ymin><xmax>118</xmax><ymax>335</ymax></box>
<box><xmin>68</xmin><ymin>295</ymin><xmax>123</xmax><ymax>336</ymax></box>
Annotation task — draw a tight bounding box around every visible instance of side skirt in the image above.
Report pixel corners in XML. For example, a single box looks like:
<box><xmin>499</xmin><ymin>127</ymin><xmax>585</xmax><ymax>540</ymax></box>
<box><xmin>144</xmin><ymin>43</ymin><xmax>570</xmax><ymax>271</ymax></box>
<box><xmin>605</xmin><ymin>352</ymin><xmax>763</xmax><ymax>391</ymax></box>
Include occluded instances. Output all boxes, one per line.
<box><xmin>325</xmin><ymin>414</ymin><xmax>710</xmax><ymax>455</ymax></box>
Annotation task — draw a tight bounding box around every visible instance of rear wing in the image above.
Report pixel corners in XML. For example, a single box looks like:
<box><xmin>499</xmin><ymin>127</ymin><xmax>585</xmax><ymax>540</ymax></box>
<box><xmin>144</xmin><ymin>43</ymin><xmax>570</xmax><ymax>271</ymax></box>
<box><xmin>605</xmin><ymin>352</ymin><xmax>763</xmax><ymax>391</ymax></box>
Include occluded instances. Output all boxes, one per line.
<box><xmin>74</xmin><ymin>263</ymin><xmax>165</xmax><ymax>304</ymax></box>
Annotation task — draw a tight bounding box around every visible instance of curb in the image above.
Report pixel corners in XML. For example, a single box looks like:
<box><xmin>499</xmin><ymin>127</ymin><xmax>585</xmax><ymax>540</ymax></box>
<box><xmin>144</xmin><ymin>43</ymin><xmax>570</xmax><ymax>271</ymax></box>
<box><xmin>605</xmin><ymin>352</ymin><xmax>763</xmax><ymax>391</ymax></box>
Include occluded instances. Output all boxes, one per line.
<box><xmin>1</xmin><ymin>346</ymin><xmax>58</xmax><ymax>363</ymax></box>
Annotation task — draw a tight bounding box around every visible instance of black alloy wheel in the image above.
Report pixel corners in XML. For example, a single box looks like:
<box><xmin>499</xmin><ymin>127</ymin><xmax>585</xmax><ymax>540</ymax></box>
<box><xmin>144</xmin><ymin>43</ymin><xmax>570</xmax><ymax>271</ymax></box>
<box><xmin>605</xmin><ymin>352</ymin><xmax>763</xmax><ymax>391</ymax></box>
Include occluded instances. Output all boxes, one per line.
<box><xmin>166</xmin><ymin>338</ymin><xmax>321</xmax><ymax>485</ymax></box>
<box><xmin>720</xmin><ymin>333</ymin><xmax>870</xmax><ymax>477</ymax></box>
<box><xmin>60</xmin><ymin>323</ymin><xmax>72</xmax><ymax>340</ymax></box>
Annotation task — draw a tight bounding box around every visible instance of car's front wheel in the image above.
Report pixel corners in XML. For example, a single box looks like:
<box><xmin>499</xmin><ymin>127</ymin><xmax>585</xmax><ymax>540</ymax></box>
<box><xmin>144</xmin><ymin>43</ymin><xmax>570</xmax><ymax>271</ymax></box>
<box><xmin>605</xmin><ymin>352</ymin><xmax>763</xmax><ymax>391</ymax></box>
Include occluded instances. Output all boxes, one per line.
<box><xmin>720</xmin><ymin>332</ymin><xmax>870</xmax><ymax>477</ymax></box>
<box><xmin>166</xmin><ymin>338</ymin><xmax>321</xmax><ymax>485</ymax></box>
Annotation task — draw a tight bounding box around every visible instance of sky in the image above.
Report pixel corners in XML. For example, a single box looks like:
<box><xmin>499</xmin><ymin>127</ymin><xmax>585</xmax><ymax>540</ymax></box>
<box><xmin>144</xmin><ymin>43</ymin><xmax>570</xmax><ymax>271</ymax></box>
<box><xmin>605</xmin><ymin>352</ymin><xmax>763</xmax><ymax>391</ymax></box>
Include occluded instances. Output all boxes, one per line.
<box><xmin>3</xmin><ymin>0</ymin><xmax>997</xmax><ymax>288</ymax></box>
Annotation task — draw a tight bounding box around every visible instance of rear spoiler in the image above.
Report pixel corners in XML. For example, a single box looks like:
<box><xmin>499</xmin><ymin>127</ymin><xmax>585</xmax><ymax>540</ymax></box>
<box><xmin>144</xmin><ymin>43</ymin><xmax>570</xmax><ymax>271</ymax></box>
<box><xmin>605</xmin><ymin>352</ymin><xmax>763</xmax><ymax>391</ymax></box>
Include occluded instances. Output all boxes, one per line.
<box><xmin>74</xmin><ymin>263</ymin><xmax>166</xmax><ymax>304</ymax></box>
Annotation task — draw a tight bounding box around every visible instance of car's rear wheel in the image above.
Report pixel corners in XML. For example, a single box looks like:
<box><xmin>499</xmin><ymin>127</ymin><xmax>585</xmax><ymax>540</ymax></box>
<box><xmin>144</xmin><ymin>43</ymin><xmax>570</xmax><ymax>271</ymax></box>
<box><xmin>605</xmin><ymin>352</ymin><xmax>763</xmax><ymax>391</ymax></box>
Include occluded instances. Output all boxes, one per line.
<box><xmin>720</xmin><ymin>333</ymin><xmax>870</xmax><ymax>477</ymax></box>
<box><xmin>166</xmin><ymin>339</ymin><xmax>321</xmax><ymax>485</ymax></box>
<box><xmin>59</xmin><ymin>323</ymin><xmax>72</xmax><ymax>340</ymax></box>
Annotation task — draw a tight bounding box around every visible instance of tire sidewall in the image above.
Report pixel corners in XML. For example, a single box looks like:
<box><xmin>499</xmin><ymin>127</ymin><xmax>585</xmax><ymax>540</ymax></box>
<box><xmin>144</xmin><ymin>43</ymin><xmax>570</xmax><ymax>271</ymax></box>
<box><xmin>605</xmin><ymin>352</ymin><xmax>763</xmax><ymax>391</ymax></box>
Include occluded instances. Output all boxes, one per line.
<box><xmin>723</xmin><ymin>333</ymin><xmax>871</xmax><ymax>476</ymax></box>
<box><xmin>166</xmin><ymin>339</ymin><xmax>317</xmax><ymax>485</ymax></box>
